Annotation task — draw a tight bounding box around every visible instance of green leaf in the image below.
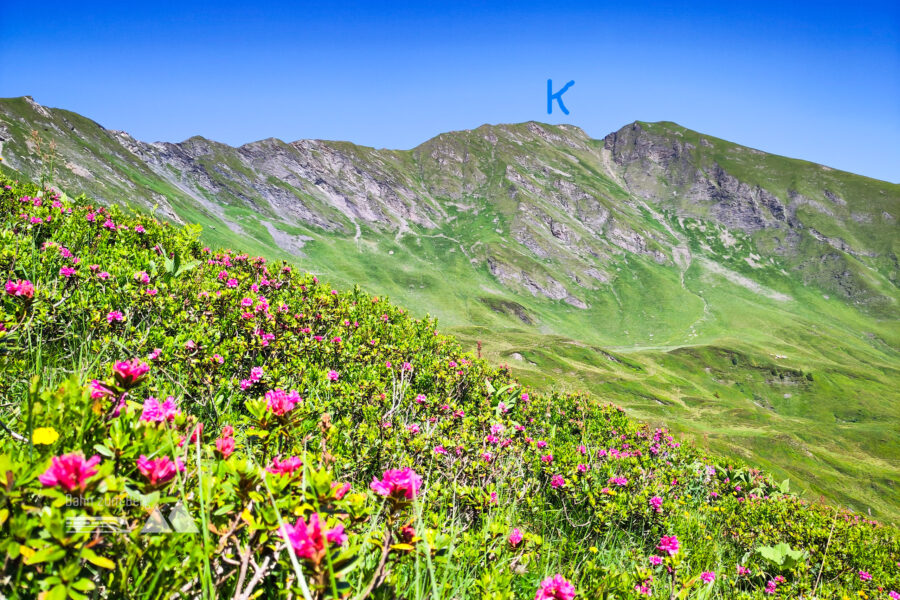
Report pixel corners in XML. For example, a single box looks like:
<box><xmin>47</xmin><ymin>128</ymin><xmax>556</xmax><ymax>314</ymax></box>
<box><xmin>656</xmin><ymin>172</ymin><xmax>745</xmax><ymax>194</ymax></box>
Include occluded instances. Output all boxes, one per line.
<box><xmin>82</xmin><ymin>547</ymin><xmax>115</xmax><ymax>569</ymax></box>
<box><xmin>24</xmin><ymin>545</ymin><xmax>67</xmax><ymax>565</ymax></box>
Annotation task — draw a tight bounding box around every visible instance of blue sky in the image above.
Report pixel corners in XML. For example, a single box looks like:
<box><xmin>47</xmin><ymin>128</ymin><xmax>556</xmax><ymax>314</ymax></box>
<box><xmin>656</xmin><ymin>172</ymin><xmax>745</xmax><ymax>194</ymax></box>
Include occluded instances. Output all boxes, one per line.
<box><xmin>1</xmin><ymin>1</ymin><xmax>898</xmax><ymax>182</ymax></box>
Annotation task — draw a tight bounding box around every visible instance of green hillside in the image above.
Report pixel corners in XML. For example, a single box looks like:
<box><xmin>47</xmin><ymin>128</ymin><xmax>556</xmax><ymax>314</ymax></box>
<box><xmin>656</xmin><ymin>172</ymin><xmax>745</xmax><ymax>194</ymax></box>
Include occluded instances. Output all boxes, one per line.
<box><xmin>0</xmin><ymin>176</ymin><xmax>897</xmax><ymax>599</ymax></box>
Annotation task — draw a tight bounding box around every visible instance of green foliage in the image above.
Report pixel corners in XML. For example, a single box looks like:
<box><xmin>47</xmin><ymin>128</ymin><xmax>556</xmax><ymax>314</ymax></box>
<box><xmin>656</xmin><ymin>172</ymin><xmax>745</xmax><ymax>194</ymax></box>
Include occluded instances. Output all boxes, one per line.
<box><xmin>0</xmin><ymin>176</ymin><xmax>897</xmax><ymax>599</ymax></box>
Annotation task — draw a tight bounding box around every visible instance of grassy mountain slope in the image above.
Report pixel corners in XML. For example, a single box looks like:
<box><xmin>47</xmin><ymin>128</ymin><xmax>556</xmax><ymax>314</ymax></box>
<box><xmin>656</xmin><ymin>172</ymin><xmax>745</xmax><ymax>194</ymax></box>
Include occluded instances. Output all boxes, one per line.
<box><xmin>0</xmin><ymin>97</ymin><xmax>897</xmax><ymax>521</ymax></box>
<box><xmin>0</xmin><ymin>176</ymin><xmax>897</xmax><ymax>599</ymax></box>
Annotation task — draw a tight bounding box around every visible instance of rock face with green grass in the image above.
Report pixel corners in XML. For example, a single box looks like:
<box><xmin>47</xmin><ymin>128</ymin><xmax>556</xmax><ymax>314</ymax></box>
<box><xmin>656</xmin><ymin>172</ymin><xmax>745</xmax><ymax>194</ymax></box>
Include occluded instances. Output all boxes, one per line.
<box><xmin>1</xmin><ymin>96</ymin><xmax>898</xmax><ymax>521</ymax></box>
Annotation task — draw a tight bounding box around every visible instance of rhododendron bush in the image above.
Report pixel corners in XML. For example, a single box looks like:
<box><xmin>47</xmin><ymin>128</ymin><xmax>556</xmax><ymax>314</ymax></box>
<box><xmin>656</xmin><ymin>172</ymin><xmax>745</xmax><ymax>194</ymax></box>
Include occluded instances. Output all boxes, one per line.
<box><xmin>0</xmin><ymin>176</ymin><xmax>897</xmax><ymax>599</ymax></box>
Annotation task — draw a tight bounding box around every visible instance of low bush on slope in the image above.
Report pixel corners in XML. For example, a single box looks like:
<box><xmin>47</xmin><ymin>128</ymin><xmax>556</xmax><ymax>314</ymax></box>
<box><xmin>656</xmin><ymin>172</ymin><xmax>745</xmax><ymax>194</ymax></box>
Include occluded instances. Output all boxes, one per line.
<box><xmin>0</xmin><ymin>176</ymin><xmax>897</xmax><ymax>599</ymax></box>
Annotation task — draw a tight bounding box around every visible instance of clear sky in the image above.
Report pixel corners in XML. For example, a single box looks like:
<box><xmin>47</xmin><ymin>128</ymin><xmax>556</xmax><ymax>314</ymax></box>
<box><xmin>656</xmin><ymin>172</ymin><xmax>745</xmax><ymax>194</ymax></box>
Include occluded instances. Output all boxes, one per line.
<box><xmin>1</xmin><ymin>1</ymin><xmax>898</xmax><ymax>182</ymax></box>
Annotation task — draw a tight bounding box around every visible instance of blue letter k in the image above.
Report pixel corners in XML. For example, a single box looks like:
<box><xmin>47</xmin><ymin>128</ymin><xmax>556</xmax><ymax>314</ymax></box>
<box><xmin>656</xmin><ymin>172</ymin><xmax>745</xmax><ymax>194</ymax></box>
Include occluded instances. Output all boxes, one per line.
<box><xmin>547</xmin><ymin>79</ymin><xmax>575</xmax><ymax>115</ymax></box>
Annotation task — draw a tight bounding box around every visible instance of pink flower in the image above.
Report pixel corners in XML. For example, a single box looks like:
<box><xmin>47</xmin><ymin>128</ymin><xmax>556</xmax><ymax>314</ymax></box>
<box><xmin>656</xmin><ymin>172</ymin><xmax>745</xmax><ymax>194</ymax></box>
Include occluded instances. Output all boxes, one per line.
<box><xmin>550</xmin><ymin>475</ymin><xmax>565</xmax><ymax>488</ymax></box>
<box><xmin>508</xmin><ymin>528</ymin><xmax>524</xmax><ymax>547</ymax></box>
<box><xmin>649</xmin><ymin>496</ymin><xmax>663</xmax><ymax>512</ymax></box>
<box><xmin>889</xmin><ymin>592</ymin><xmax>899</xmax><ymax>600</ymax></box>
<box><xmin>265</xmin><ymin>388</ymin><xmax>301</xmax><ymax>416</ymax></box>
<box><xmin>59</xmin><ymin>266</ymin><xmax>76</xmax><ymax>278</ymax></box>
<box><xmin>765</xmin><ymin>581</ymin><xmax>777</xmax><ymax>595</ymax></box>
<box><xmin>281</xmin><ymin>513</ymin><xmax>346</xmax><ymax>564</ymax></box>
<box><xmin>649</xmin><ymin>555</ymin><xmax>663</xmax><ymax>566</ymax></box>
<box><xmin>577</xmin><ymin>444</ymin><xmax>586</xmax><ymax>455</ymax></box>
<box><xmin>608</xmin><ymin>476</ymin><xmax>628</xmax><ymax>486</ymax></box>
<box><xmin>267</xmin><ymin>455</ymin><xmax>303</xmax><ymax>476</ymax></box>
<box><xmin>136</xmin><ymin>455</ymin><xmax>184</xmax><ymax>486</ymax></box>
<box><xmin>657</xmin><ymin>535</ymin><xmax>679</xmax><ymax>556</ymax></box>
<box><xmin>434</xmin><ymin>445</ymin><xmax>447</xmax><ymax>455</ymax></box>
<box><xmin>700</xmin><ymin>571</ymin><xmax>715</xmax><ymax>584</ymax></box>
<box><xmin>415</xmin><ymin>394</ymin><xmax>427</xmax><ymax>404</ymax></box>
<box><xmin>148</xmin><ymin>348</ymin><xmax>162</xmax><ymax>361</ymax></box>
<box><xmin>89</xmin><ymin>379</ymin><xmax>113</xmax><ymax>400</ymax></box>
<box><xmin>401</xmin><ymin>361</ymin><xmax>413</xmax><ymax>372</ymax></box>
<box><xmin>541</xmin><ymin>454</ymin><xmax>553</xmax><ymax>463</ymax></box>
<box><xmin>215</xmin><ymin>436</ymin><xmax>235</xmax><ymax>458</ymax></box>
<box><xmin>332</xmin><ymin>482</ymin><xmax>351</xmax><ymax>499</ymax></box>
<box><xmin>370</xmin><ymin>467</ymin><xmax>422</xmax><ymax>500</ymax></box>
<box><xmin>407</xmin><ymin>424</ymin><xmax>421</xmax><ymax>435</ymax></box>
<box><xmin>536</xmin><ymin>440</ymin><xmax>548</xmax><ymax>448</ymax></box>
<box><xmin>107</xmin><ymin>310</ymin><xmax>124</xmax><ymax>323</ymax></box>
<box><xmin>38</xmin><ymin>453</ymin><xmax>101</xmax><ymax>492</ymax></box>
<box><xmin>534</xmin><ymin>574</ymin><xmax>575</xmax><ymax>600</ymax></box>
<box><xmin>5</xmin><ymin>279</ymin><xmax>34</xmax><ymax>299</ymax></box>
<box><xmin>327</xmin><ymin>370</ymin><xmax>339</xmax><ymax>381</ymax></box>
<box><xmin>140</xmin><ymin>396</ymin><xmax>180</xmax><ymax>422</ymax></box>
<box><xmin>113</xmin><ymin>358</ymin><xmax>150</xmax><ymax>389</ymax></box>
<box><xmin>577</xmin><ymin>463</ymin><xmax>588</xmax><ymax>472</ymax></box>
<box><xmin>521</xmin><ymin>392</ymin><xmax>530</xmax><ymax>402</ymax></box>
<box><xmin>858</xmin><ymin>570</ymin><xmax>872</xmax><ymax>581</ymax></box>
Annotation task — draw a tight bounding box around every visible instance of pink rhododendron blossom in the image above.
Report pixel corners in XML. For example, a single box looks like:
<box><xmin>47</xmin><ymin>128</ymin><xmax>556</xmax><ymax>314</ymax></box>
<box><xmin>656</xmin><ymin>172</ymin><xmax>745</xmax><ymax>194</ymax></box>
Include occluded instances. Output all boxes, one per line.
<box><xmin>550</xmin><ymin>475</ymin><xmax>565</xmax><ymax>488</ymax></box>
<box><xmin>107</xmin><ymin>310</ymin><xmax>124</xmax><ymax>323</ymax></box>
<box><xmin>700</xmin><ymin>572</ymin><xmax>715</xmax><ymax>584</ymax></box>
<box><xmin>509</xmin><ymin>528</ymin><xmax>523</xmax><ymax>547</ymax></box>
<box><xmin>649</xmin><ymin>555</ymin><xmax>663</xmax><ymax>566</ymax></box>
<box><xmin>434</xmin><ymin>445</ymin><xmax>447</xmax><ymax>455</ymax></box>
<box><xmin>136</xmin><ymin>455</ymin><xmax>184</xmax><ymax>486</ymax></box>
<box><xmin>536</xmin><ymin>440</ymin><xmax>547</xmax><ymax>448</ymax></box>
<box><xmin>38</xmin><ymin>453</ymin><xmax>101</xmax><ymax>492</ymax></box>
<box><xmin>267</xmin><ymin>455</ymin><xmax>303</xmax><ymax>476</ymax></box>
<box><xmin>327</xmin><ymin>370</ymin><xmax>339</xmax><ymax>381</ymax></box>
<box><xmin>113</xmin><ymin>358</ymin><xmax>150</xmax><ymax>389</ymax></box>
<box><xmin>736</xmin><ymin>566</ymin><xmax>750</xmax><ymax>576</ymax></box>
<box><xmin>858</xmin><ymin>571</ymin><xmax>872</xmax><ymax>581</ymax></box>
<box><xmin>577</xmin><ymin>463</ymin><xmax>588</xmax><ymax>472</ymax></box>
<box><xmin>534</xmin><ymin>574</ymin><xmax>575</xmax><ymax>600</ymax></box>
<box><xmin>140</xmin><ymin>396</ymin><xmax>180</xmax><ymax>422</ymax></box>
<box><xmin>5</xmin><ymin>279</ymin><xmax>34</xmax><ymax>299</ymax></box>
<box><xmin>265</xmin><ymin>388</ymin><xmax>301</xmax><ymax>415</ymax></box>
<box><xmin>370</xmin><ymin>467</ymin><xmax>422</xmax><ymax>500</ymax></box>
<box><xmin>331</xmin><ymin>482</ymin><xmax>351</xmax><ymax>499</ymax></box>
<box><xmin>657</xmin><ymin>535</ymin><xmax>679</xmax><ymax>556</ymax></box>
<box><xmin>215</xmin><ymin>436</ymin><xmax>235</xmax><ymax>458</ymax></box>
<box><xmin>649</xmin><ymin>496</ymin><xmax>663</xmax><ymax>512</ymax></box>
<box><xmin>281</xmin><ymin>513</ymin><xmax>346</xmax><ymax>563</ymax></box>
<box><xmin>89</xmin><ymin>379</ymin><xmax>113</xmax><ymax>400</ymax></box>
